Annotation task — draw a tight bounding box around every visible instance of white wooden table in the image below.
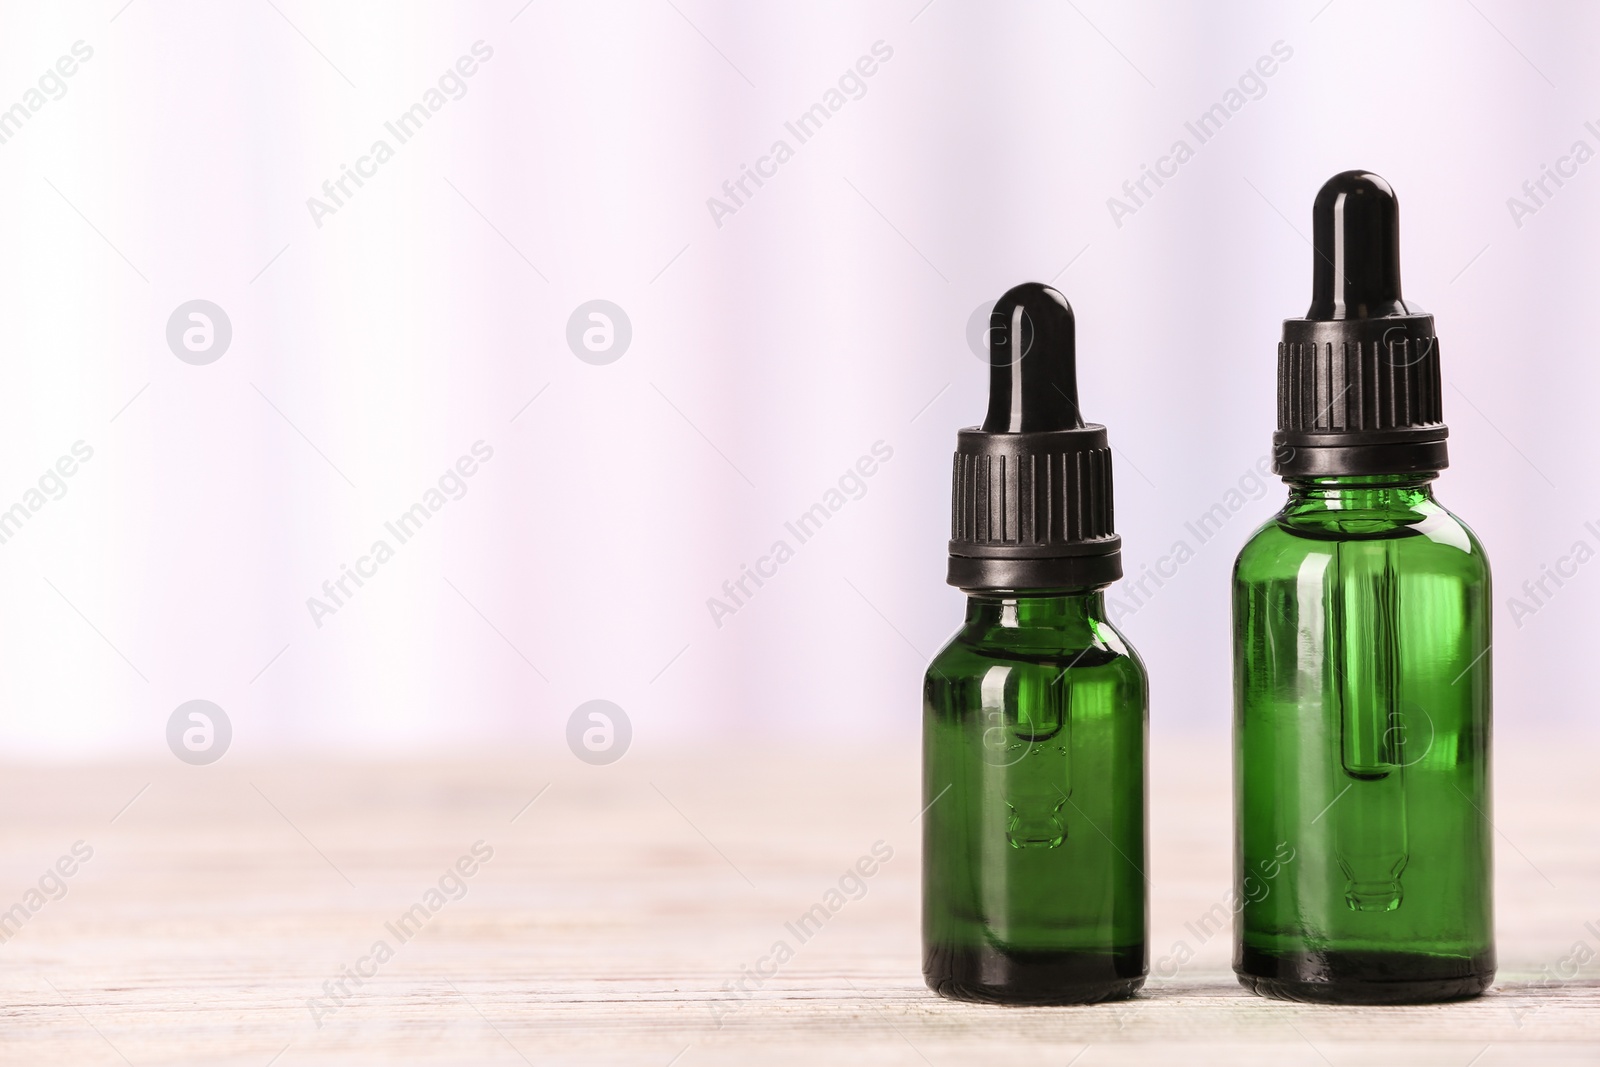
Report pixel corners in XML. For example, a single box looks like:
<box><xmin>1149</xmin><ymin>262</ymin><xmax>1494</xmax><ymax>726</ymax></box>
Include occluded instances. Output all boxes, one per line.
<box><xmin>0</xmin><ymin>737</ymin><xmax>1594</xmax><ymax>1064</ymax></box>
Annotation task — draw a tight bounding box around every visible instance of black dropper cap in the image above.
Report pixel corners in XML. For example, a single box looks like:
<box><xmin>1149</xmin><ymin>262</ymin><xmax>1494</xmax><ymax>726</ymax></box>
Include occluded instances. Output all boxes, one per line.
<box><xmin>947</xmin><ymin>283</ymin><xmax>1121</xmax><ymax>592</ymax></box>
<box><xmin>1275</xmin><ymin>171</ymin><xmax>1448</xmax><ymax>477</ymax></box>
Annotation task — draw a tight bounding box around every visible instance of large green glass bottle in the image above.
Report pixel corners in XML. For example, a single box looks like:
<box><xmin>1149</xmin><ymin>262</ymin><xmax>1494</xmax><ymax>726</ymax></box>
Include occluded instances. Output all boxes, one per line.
<box><xmin>923</xmin><ymin>283</ymin><xmax>1147</xmax><ymax>1004</ymax></box>
<box><xmin>1232</xmin><ymin>172</ymin><xmax>1494</xmax><ymax>1004</ymax></box>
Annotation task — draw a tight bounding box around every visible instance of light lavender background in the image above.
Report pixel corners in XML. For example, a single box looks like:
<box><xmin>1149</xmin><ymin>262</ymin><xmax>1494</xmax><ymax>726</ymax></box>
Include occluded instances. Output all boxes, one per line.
<box><xmin>0</xmin><ymin>0</ymin><xmax>1591</xmax><ymax>758</ymax></box>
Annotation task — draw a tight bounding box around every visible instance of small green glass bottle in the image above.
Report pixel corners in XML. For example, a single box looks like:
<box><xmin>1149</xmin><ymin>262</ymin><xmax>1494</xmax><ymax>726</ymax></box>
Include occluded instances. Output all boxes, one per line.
<box><xmin>1233</xmin><ymin>172</ymin><xmax>1494</xmax><ymax>1004</ymax></box>
<box><xmin>923</xmin><ymin>283</ymin><xmax>1147</xmax><ymax>1005</ymax></box>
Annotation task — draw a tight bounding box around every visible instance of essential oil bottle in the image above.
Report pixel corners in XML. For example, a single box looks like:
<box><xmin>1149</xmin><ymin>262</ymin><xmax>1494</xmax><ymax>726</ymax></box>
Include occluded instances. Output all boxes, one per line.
<box><xmin>1232</xmin><ymin>172</ymin><xmax>1494</xmax><ymax>1003</ymax></box>
<box><xmin>923</xmin><ymin>282</ymin><xmax>1147</xmax><ymax>1005</ymax></box>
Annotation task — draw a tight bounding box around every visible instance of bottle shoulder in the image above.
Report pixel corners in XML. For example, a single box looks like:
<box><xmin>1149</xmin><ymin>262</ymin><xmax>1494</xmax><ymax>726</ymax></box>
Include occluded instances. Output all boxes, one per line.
<box><xmin>1234</xmin><ymin>495</ymin><xmax>1490</xmax><ymax>582</ymax></box>
<box><xmin>926</xmin><ymin>614</ymin><xmax>1146</xmax><ymax>684</ymax></box>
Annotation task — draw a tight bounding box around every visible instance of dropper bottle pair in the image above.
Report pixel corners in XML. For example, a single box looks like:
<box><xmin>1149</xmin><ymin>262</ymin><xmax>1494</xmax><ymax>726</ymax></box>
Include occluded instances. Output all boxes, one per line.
<box><xmin>922</xmin><ymin>171</ymin><xmax>1493</xmax><ymax>1006</ymax></box>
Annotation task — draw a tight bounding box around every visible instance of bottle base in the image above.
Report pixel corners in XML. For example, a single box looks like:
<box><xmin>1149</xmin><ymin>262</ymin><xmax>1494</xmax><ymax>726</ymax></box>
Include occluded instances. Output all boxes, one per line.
<box><xmin>1236</xmin><ymin>946</ymin><xmax>1494</xmax><ymax>1005</ymax></box>
<box><xmin>924</xmin><ymin>941</ymin><xmax>1145</xmax><ymax>1005</ymax></box>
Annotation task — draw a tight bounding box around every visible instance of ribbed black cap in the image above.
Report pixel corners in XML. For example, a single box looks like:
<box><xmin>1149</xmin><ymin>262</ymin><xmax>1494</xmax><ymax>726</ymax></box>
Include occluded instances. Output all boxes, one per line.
<box><xmin>947</xmin><ymin>283</ymin><xmax>1121</xmax><ymax>592</ymax></box>
<box><xmin>1274</xmin><ymin>171</ymin><xmax>1449</xmax><ymax>478</ymax></box>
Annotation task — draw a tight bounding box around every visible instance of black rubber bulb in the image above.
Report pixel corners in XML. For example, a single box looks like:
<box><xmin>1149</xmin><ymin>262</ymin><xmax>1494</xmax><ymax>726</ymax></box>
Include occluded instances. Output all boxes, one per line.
<box><xmin>982</xmin><ymin>282</ymin><xmax>1083</xmax><ymax>432</ymax></box>
<box><xmin>1307</xmin><ymin>170</ymin><xmax>1412</xmax><ymax>321</ymax></box>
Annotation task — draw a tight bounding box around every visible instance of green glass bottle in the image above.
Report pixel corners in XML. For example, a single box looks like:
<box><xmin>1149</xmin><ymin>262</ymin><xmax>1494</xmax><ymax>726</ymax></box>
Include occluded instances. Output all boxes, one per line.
<box><xmin>1233</xmin><ymin>172</ymin><xmax>1494</xmax><ymax>1004</ymax></box>
<box><xmin>923</xmin><ymin>283</ymin><xmax>1147</xmax><ymax>1005</ymax></box>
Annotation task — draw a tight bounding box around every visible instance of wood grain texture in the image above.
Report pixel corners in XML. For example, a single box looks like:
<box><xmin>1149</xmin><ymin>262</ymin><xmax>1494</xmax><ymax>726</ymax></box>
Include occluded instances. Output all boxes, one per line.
<box><xmin>0</xmin><ymin>736</ymin><xmax>1593</xmax><ymax>1065</ymax></box>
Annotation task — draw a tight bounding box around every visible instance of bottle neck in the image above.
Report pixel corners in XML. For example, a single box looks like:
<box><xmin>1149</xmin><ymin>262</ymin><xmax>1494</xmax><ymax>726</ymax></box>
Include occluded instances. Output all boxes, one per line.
<box><xmin>1283</xmin><ymin>472</ymin><xmax>1437</xmax><ymax>517</ymax></box>
<box><xmin>965</xmin><ymin>590</ymin><xmax>1106</xmax><ymax>633</ymax></box>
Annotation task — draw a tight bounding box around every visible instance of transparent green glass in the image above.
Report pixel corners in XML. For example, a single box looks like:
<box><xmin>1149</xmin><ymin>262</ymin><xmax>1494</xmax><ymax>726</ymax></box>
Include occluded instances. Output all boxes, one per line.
<box><xmin>922</xmin><ymin>591</ymin><xmax>1147</xmax><ymax>1004</ymax></box>
<box><xmin>1232</xmin><ymin>473</ymin><xmax>1494</xmax><ymax>1003</ymax></box>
